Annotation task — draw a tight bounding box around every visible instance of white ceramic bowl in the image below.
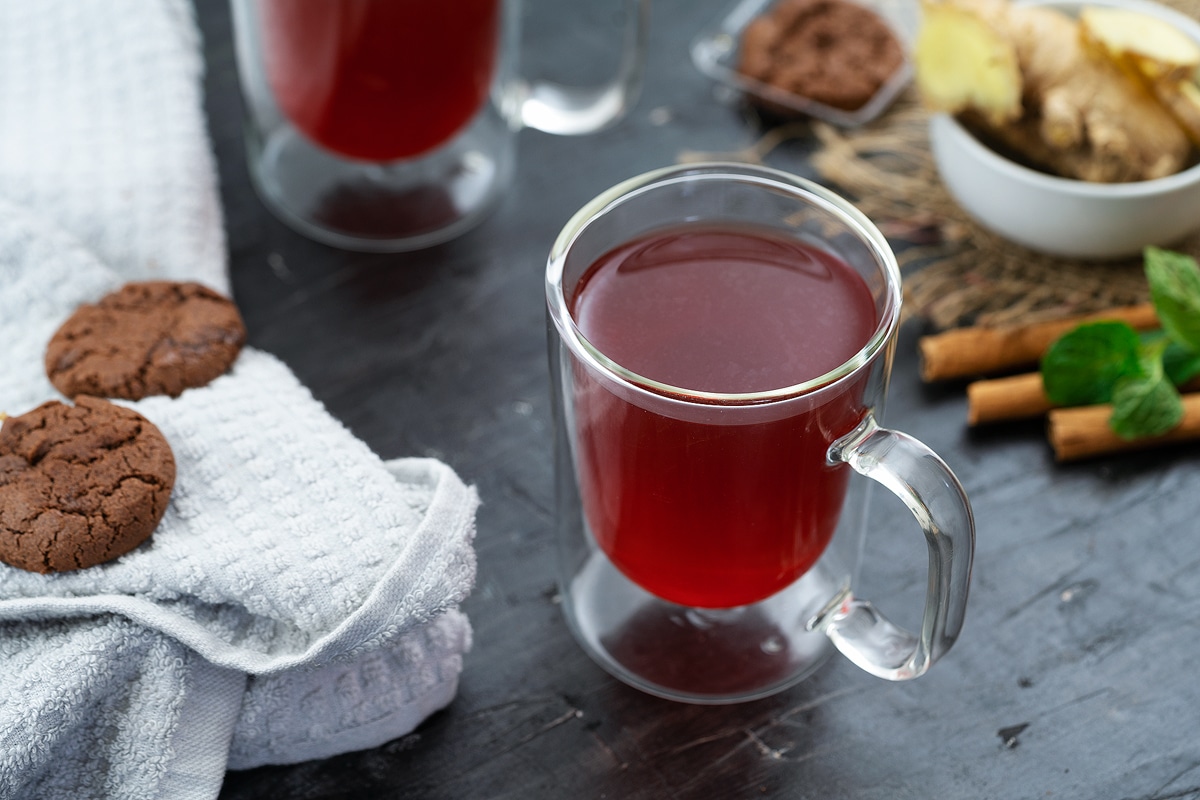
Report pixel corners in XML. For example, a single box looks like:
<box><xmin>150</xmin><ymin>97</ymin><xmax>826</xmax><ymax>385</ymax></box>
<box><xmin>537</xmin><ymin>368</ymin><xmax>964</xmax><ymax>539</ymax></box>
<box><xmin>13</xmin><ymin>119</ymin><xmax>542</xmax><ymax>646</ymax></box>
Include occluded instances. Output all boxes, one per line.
<box><xmin>928</xmin><ymin>0</ymin><xmax>1200</xmax><ymax>260</ymax></box>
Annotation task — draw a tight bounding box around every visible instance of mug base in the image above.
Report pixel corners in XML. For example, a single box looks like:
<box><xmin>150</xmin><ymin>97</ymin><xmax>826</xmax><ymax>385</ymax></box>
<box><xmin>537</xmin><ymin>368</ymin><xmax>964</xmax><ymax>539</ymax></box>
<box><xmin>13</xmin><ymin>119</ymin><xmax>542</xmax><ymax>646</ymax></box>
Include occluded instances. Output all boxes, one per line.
<box><xmin>564</xmin><ymin>548</ymin><xmax>842</xmax><ymax>704</ymax></box>
<box><xmin>244</xmin><ymin>115</ymin><xmax>513</xmax><ymax>253</ymax></box>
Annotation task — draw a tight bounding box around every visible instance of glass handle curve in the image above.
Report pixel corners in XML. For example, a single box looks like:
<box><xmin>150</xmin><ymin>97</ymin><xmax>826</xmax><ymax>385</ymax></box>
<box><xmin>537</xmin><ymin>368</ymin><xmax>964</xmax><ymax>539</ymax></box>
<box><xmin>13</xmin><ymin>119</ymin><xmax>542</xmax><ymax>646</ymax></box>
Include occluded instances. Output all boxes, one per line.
<box><xmin>821</xmin><ymin>413</ymin><xmax>975</xmax><ymax>681</ymax></box>
<box><xmin>516</xmin><ymin>0</ymin><xmax>649</xmax><ymax>135</ymax></box>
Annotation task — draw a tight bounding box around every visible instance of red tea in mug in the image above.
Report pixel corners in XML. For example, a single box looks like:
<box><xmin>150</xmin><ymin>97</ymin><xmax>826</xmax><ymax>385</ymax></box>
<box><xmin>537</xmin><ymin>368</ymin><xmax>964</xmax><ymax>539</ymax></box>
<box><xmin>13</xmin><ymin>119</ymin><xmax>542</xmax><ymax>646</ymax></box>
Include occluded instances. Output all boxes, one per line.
<box><xmin>569</xmin><ymin>224</ymin><xmax>879</xmax><ymax>608</ymax></box>
<box><xmin>259</xmin><ymin>0</ymin><xmax>500</xmax><ymax>162</ymax></box>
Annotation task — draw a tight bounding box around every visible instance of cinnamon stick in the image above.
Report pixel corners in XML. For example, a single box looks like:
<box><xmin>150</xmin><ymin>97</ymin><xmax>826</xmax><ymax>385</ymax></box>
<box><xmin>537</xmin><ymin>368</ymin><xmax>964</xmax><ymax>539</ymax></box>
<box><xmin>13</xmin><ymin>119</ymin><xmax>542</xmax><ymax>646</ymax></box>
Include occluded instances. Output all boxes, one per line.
<box><xmin>919</xmin><ymin>303</ymin><xmax>1160</xmax><ymax>382</ymax></box>
<box><xmin>1048</xmin><ymin>392</ymin><xmax>1200</xmax><ymax>462</ymax></box>
<box><xmin>968</xmin><ymin>373</ymin><xmax>1200</xmax><ymax>426</ymax></box>
<box><xmin>966</xmin><ymin>373</ymin><xmax>1050</xmax><ymax>425</ymax></box>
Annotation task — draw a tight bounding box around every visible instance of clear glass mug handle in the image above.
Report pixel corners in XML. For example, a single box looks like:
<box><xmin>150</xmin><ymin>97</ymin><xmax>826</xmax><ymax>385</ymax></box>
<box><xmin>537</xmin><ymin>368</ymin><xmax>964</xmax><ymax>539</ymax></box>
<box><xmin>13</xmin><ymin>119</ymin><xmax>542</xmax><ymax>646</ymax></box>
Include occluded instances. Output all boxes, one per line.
<box><xmin>819</xmin><ymin>414</ymin><xmax>976</xmax><ymax>681</ymax></box>
<box><xmin>513</xmin><ymin>0</ymin><xmax>650</xmax><ymax>135</ymax></box>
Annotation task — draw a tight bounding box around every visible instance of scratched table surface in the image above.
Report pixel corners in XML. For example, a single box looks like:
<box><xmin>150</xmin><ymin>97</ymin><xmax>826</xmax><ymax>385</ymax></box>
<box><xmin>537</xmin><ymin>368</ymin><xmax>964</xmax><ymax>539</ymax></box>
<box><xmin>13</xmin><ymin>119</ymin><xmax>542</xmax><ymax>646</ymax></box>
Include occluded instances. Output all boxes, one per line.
<box><xmin>202</xmin><ymin>1</ymin><xmax>1200</xmax><ymax>798</ymax></box>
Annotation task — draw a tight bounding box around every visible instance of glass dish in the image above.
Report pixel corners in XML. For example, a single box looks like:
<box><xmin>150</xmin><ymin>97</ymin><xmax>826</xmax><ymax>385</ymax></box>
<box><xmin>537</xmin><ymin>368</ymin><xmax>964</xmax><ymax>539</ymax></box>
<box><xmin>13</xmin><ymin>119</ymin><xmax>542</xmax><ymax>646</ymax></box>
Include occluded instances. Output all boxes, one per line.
<box><xmin>690</xmin><ymin>0</ymin><xmax>917</xmax><ymax>126</ymax></box>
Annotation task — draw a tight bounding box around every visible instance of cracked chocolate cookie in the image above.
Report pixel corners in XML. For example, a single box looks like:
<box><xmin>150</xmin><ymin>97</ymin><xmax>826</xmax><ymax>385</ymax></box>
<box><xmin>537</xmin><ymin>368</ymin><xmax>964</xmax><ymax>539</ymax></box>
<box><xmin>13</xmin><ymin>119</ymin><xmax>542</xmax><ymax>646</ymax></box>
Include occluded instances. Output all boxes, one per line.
<box><xmin>0</xmin><ymin>397</ymin><xmax>175</xmax><ymax>573</ymax></box>
<box><xmin>45</xmin><ymin>281</ymin><xmax>246</xmax><ymax>400</ymax></box>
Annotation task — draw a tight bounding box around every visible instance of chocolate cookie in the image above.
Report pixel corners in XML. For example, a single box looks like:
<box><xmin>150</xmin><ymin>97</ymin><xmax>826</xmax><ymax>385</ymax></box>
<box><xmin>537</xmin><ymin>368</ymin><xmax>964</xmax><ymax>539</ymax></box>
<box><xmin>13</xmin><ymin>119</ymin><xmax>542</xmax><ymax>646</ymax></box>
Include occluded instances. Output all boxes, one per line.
<box><xmin>45</xmin><ymin>281</ymin><xmax>246</xmax><ymax>400</ymax></box>
<box><xmin>0</xmin><ymin>397</ymin><xmax>175</xmax><ymax>573</ymax></box>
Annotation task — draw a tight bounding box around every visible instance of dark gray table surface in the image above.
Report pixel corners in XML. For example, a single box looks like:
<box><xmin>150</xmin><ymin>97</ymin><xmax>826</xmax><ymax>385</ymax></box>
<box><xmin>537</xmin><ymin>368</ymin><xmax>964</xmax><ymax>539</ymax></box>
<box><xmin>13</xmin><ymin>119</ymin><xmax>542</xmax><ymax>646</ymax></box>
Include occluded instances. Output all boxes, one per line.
<box><xmin>200</xmin><ymin>1</ymin><xmax>1200</xmax><ymax>797</ymax></box>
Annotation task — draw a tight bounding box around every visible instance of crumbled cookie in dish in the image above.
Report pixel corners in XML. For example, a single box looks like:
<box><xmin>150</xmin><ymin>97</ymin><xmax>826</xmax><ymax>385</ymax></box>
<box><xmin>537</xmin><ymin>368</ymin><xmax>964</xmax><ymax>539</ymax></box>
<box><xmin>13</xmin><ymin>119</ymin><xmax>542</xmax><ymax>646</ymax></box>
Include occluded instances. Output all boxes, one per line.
<box><xmin>738</xmin><ymin>0</ymin><xmax>905</xmax><ymax>112</ymax></box>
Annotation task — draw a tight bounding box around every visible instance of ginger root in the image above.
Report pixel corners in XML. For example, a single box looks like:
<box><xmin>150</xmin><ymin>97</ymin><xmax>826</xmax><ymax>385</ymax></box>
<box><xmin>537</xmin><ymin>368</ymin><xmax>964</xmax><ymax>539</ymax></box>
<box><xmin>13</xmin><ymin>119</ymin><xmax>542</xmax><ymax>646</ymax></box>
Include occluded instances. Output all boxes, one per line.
<box><xmin>915</xmin><ymin>0</ymin><xmax>1193</xmax><ymax>182</ymax></box>
<box><xmin>1159</xmin><ymin>81</ymin><xmax>1200</xmax><ymax>146</ymax></box>
<box><xmin>913</xmin><ymin>2</ymin><xmax>1022</xmax><ymax>125</ymax></box>
<box><xmin>1081</xmin><ymin>6</ymin><xmax>1200</xmax><ymax>83</ymax></box>
<box><xmin>1081</xmin><ymin>6</ymin><xmax>1200</xmax><ymax>146</ymax></box>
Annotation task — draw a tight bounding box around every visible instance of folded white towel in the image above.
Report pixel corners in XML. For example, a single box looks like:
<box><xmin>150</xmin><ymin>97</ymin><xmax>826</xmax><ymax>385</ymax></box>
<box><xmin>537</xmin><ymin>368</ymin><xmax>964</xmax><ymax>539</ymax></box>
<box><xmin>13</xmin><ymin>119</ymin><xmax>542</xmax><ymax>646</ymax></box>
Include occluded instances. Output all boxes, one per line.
<box><xmin>0</xmin><ymin>0</ymin><xmax>226</xmax><ymax>290</ymax></box>
<box><xmin>0</xmin><ymin>2</ymin><xmax>478</xmax><ymax>798</ymax></box>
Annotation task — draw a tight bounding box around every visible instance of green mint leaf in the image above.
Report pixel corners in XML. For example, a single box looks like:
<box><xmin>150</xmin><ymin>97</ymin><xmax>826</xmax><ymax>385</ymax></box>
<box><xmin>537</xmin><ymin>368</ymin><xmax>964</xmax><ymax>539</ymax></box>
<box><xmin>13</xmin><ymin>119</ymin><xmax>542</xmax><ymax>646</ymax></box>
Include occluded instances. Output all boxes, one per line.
<box><xmin>1139</xmin><ymin>329</ymin><xmax>1200</xmax><ymax>387</ymax></box>
<box><xmin>1110</xmin><ymin>373</ymin><xmax>1183</xmax><ymax>439</ymax></box>
<box><xmin>1144</xmin><ymin>246</ymin><xmax>1200</xmax><ymax>353</ymax></box>
<box><xmin>1164</xmin><ymin>339</ymin><xmax>1200</xmax><ymax>386</ymax></box>
<box><xmin>1109</xmin><ymin>337</ymin><xmax>1183</xmax><ymax>439</ymax></box>
<box><xmin>1041</xmin><ymin>321</ymin><xmax>1143</xmax><ymax>406</ymax></box>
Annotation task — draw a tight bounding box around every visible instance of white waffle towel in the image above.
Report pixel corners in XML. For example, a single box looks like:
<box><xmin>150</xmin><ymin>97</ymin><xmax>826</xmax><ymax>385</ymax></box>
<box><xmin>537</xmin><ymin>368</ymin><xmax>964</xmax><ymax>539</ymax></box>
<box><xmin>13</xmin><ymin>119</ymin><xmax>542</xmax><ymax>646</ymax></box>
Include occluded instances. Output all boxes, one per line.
<box><xmin>0</xmin><ymin>2</ymin><xmax>479</xmax><ymax>798</ymax></box>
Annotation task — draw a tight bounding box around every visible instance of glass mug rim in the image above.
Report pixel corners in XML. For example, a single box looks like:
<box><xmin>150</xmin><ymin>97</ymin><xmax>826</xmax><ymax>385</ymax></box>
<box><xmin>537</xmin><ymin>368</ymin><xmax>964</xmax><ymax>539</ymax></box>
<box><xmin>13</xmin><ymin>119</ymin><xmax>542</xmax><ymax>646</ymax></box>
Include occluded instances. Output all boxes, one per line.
<box><xmin>545</xmin><ymin>162</ymin><xmax>902</xmax><ymax>406</ymax></box>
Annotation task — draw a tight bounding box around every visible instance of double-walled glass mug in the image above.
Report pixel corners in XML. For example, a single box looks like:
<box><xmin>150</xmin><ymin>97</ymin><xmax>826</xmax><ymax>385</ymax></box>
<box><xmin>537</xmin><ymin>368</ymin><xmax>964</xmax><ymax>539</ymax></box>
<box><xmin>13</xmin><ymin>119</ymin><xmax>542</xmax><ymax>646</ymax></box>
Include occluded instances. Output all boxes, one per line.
<box><xmin>230</xmin><ymin>0</ymin><xmax>647</xmax><ymax>252</ymax></box>
<box><xmin>545</xmin><ymin>163</ymin><xmax>975</xmax><ymax>704</ymax></box>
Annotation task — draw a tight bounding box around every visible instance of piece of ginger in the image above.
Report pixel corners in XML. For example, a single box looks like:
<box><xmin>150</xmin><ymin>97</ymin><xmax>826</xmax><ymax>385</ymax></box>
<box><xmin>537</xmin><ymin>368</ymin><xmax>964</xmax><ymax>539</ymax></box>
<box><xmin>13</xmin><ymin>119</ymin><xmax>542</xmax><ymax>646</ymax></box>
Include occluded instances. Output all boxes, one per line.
<box><xmin>915</xmin><ymin>0</ymin><xmax>1192</xmax><ymax>182</ymax></box>
<box><xmin>1081</xmin><ymin>7</ymin><xmax>1200</xmax><ymax>83</ymax></box>
<box><xmin>1158</xmin><ymin>80</ymin><xmax>1200</xmax><ymax>146</ymax></box>
<box><xmin>914</xmin><ymin>0</ymin><xmax>1022</xmax><ymax>125</ymax></box>
<box><xmin>1081</xmin><ymin>6</ymin><xmax>1200</xmax><ymax>147</ymax></box>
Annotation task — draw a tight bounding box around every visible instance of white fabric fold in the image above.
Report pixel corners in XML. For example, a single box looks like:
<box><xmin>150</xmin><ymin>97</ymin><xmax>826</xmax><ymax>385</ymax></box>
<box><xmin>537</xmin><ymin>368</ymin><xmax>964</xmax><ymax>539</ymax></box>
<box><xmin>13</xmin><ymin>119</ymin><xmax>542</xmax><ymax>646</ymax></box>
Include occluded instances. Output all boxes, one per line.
<box><xmin>0</xmin><ymin>1</ymin><xmax>479</xmax><ymax>798</ymax></box>
<box><xmin>0</xmin><ymin>0</ymin><xmax>226</xmax><ymax>291</ymax></box>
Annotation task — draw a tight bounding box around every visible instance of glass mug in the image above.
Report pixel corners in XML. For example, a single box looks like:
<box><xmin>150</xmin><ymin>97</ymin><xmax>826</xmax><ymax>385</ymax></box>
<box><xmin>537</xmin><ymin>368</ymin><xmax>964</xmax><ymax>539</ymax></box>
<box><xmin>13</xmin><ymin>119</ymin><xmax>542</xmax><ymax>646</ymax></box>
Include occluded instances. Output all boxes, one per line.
<box><xmin>230</xmin><ymin>0</ymin><xmax>648</xmax><ymax>252</ymax></box>
<box><xmin>545</xmin><ymin>163</ymin><xmax>975</xmax><ymax>703</ymax></box>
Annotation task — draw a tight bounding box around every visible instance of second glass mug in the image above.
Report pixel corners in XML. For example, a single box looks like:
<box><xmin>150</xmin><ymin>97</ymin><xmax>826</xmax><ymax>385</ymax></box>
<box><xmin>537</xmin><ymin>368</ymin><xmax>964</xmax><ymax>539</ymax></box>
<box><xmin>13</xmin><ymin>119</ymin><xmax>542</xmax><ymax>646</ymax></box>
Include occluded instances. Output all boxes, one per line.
<box><xmin>230</xmin><ymin>0</ymin><xmax>648</xmax><ymax>252</ymax></box>
<box><xmin>546</xmin><ymin>163</ymin><xmax>976</xmax><ymax>703</ymax></box>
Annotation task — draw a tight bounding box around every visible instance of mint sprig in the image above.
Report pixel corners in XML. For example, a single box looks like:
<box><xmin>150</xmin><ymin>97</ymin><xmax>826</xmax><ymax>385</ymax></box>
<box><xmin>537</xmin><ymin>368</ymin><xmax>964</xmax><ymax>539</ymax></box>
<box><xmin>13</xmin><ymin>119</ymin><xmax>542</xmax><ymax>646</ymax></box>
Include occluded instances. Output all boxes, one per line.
<box><xmin>1040</xmin><ymin>247</ymin><xmax>1200</xmax><ymax>440</ymax></box>
<box><xmin>1146</xmin><ymin>246</ymin><xmax>1200</xmax><ymax>352</ymax></box>
<box><xmin>1163</xmin><ymin>337</ymin><xmax>1200</xmax><ymax>387</ymax></box>
<box><xmin>1041</xmin><ymin>321</ymin><xmax>1141</xmax><ymax>406</ymax></box>
<box><xmin>1109</xmin><ymin>338</ymin><xmax>1183</xmax><ymax>439</ymax></box>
